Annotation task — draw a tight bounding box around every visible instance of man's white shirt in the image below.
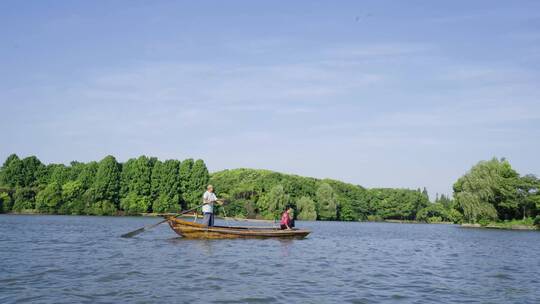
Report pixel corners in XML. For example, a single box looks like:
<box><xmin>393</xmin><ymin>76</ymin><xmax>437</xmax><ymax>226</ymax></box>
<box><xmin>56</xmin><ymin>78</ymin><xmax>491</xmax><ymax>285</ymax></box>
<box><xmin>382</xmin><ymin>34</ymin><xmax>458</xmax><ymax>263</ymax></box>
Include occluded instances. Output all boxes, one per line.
<box><xmin>202</xmin><ymin>191</ymin><xmax>217</xmax><ymax>213</ymax></box>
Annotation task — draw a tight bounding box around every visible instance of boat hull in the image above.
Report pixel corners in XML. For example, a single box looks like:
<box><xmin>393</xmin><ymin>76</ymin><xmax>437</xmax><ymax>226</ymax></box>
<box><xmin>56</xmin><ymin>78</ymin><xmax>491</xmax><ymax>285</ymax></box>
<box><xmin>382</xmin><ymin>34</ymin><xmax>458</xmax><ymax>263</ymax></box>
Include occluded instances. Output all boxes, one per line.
<box><xmin>166</xmin><ymin>217</ymin><xmax>310</xmax><ymax>239</ymax></box>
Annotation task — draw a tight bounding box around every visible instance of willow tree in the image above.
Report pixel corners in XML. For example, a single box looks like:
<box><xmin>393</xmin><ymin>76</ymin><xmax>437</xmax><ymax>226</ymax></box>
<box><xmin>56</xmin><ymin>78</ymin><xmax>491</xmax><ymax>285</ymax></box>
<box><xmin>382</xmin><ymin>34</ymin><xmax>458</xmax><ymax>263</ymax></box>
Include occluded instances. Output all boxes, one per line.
<box><xmin>453</xmin><ymin>158</ymin><xmax>519</xmax><ymax>222</ymax></box>
<box><xmin>316</xmin><ymin>183</ymin><xmax>337</xmax><ymax>220</ymax></box>
<box><xmin>257</xmin><ymin>184</ymin><xmax>289</xmax><ymax>219</ymax></box>
<box><xmin>296</xmin><ymin>196</ymin><xmax>317</xmax><ymax>220</ymax></box>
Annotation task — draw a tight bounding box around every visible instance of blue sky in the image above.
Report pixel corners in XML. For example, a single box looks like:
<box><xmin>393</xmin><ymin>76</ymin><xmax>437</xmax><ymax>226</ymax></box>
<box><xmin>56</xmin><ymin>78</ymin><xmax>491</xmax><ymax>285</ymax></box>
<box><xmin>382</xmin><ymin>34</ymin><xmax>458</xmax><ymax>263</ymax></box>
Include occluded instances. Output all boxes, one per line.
<box><xmin>1</xmin><ymin>1</ymin><xmax>539</xmax><ymax>198</ymax></box>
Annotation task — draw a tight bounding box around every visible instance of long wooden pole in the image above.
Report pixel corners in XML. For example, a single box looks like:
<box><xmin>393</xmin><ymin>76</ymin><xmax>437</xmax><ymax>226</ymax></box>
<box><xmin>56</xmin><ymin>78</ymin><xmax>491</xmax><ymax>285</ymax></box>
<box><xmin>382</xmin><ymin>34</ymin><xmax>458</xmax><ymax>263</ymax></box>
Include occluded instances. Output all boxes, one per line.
<box><xmin>120</xmin><ymin>203</ymin><xmax>205</xmax><ymax>238</ymax></box>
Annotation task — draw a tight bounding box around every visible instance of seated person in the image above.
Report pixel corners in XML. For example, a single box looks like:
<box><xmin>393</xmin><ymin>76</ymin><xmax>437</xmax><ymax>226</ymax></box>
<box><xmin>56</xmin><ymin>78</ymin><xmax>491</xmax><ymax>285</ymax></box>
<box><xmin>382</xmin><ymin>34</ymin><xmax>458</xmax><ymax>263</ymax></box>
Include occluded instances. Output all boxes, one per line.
<box><xmin>280</xmin><ymin>206</ymin><xmax>294</xmax><ymax>230</ymax></box>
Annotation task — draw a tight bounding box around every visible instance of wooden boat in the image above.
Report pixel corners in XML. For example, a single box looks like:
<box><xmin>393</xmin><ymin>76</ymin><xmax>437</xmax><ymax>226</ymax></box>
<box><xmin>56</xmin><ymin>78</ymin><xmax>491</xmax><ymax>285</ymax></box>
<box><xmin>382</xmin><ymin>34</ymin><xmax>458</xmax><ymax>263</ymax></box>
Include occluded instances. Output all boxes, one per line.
<box><xmin>166</xmin><ymin>216</ymin><xmax>311</xmax><ymax>239</ymax></box>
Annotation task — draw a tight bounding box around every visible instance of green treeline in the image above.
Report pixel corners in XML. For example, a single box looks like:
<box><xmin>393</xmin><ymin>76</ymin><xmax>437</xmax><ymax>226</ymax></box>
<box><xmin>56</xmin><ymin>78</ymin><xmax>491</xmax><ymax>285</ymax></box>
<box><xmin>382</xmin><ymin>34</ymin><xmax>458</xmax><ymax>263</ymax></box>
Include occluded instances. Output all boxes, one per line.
<box><xmin>208</xmin><ymin>168</ymin><xmax>430</xmax><ymax>221</ymax></box>
<box><xmin>0</xmin><ymin>154</ymin><xmax>539</xmax><ymax>226</ymax></box>
<box><xmin>0</xmin><ymin>154</ymin><xmax>430</xmax><ymax>220</ymax></box>
<box><xmin>0</xmin><ymin>154</ymin><xmax>209</xmax><ymax>215</ymax></box>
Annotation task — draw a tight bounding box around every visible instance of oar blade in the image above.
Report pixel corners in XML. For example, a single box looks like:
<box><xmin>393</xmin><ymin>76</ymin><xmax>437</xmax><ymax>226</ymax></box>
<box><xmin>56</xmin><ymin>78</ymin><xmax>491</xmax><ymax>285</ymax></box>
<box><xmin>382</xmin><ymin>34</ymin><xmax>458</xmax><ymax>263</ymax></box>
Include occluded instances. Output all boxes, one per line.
<box><xmin>120</xmin><ymin>218</ymin><xmax>169</xmax><ymax>238</ymax></box>
<box><xmin>121</xmin><ymin>227</ymin><xmax>146</xmax><ymax>238</ymax></box>
<box><xmin>120</xmin><ymin>204</ymin><xmax>206</xmax><ymax>238</ymax></box>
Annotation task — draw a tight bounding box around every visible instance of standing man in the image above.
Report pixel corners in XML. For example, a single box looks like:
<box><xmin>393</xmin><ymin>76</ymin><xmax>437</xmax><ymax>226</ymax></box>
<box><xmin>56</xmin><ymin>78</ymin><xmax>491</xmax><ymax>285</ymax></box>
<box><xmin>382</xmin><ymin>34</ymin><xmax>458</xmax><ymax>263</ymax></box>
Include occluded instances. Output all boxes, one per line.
<box><xmin>202</xmin><ymin>185</ymin><xmax>222</xmax><ymax>227</ymax></box>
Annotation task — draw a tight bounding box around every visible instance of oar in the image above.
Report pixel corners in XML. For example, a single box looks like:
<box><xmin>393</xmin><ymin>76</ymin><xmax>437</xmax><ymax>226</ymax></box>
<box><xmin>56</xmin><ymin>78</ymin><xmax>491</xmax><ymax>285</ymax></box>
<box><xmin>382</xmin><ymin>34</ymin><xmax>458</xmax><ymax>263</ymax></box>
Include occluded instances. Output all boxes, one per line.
<box><xmin>120</xmin><ymin>203</ymin><xmax>205</xmax><ymax>238</ymax></box>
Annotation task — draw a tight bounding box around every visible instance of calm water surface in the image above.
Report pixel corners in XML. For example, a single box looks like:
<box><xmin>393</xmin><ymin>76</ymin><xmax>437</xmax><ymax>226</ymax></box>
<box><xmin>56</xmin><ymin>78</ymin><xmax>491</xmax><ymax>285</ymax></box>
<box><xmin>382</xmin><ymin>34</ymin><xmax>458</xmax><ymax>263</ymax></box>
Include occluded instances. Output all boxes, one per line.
<box><xmin>0</xmin><ymin>215</ymin><xmax>539</xmax><ymax>304</ymax></box>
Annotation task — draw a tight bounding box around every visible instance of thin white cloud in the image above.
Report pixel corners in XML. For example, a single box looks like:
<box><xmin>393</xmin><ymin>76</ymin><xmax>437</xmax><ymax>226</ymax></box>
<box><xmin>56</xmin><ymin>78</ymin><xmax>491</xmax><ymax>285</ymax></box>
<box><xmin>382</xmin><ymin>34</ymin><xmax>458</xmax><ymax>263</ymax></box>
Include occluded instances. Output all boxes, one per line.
<box><xmin>325</xmin><ymin>43</ymin><xmax>433</xmax><ymax>58</ymax></box>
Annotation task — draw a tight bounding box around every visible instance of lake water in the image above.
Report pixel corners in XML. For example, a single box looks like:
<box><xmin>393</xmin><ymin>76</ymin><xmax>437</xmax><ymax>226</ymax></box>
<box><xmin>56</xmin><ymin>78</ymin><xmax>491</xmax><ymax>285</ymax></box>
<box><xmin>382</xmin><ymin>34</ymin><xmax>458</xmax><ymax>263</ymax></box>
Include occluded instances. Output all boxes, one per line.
<box><xmin>0</xmin><ymin>215</ymin><xmax>539</xmax><ymax>304</ymax></box>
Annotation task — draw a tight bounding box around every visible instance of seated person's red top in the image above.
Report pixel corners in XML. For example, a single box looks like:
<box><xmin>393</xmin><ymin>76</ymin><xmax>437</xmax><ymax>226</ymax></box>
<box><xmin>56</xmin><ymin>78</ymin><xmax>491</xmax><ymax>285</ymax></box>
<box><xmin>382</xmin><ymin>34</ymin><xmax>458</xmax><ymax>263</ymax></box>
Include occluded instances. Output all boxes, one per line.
<box><xmin>280</xmin><ymin>211</ymin><xmax>291</xmax><ymax>229</ymax></box>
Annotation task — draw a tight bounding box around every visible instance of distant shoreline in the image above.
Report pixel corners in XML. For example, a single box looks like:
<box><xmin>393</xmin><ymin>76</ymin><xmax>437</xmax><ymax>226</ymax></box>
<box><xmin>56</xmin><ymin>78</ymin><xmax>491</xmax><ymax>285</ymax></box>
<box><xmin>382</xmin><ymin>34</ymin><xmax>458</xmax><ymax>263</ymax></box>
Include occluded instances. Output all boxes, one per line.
<box><xmin>382</xmin><ymin>219</ymin><xmax>454</xmax><ymax>225</ymax></box>
<box><xmin>461</xmin><ymin>223</ymin><xmax>538</xmax><ymax>231</ymax></box>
